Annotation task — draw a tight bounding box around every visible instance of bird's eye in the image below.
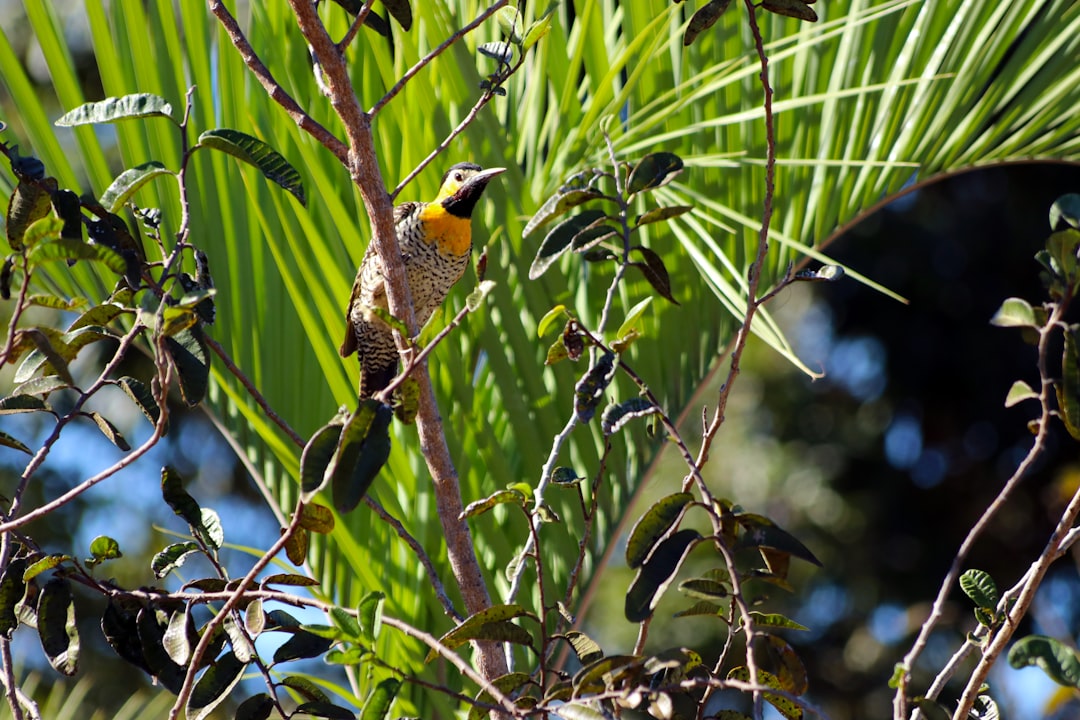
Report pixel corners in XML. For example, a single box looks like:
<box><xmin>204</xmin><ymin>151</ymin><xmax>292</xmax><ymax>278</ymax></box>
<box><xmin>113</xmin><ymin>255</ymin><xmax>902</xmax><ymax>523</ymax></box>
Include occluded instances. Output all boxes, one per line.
<box><xmin>454</xmin><ymin>172</ymin><xmax>464</xmax><ymax>182</ymax></box>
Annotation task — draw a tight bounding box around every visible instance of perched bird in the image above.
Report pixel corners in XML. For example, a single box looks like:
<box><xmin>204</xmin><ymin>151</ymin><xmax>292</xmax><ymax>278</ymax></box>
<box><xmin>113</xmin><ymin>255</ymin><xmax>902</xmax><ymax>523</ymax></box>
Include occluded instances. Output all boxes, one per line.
<box><xmin>340</xmin><ymin>162</ymin><xmax>505</xmax><ymax>398</ymax></box>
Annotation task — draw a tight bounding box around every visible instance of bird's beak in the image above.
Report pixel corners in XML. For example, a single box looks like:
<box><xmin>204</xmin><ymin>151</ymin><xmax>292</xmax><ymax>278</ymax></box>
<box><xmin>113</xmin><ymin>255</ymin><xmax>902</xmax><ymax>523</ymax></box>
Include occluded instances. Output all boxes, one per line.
<box><xmin>470</xmin><ymin>167</ymin><xmax>506</xmax><ymax>186</ymax></box>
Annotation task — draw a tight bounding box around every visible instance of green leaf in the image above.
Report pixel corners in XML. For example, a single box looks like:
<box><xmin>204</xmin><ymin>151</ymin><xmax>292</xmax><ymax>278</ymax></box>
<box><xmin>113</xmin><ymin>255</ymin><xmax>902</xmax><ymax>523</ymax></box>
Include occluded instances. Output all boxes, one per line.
<box><xmin>615</xmin><ymin>296</ymin><xmax>652</xmax><ymax>341</ymax></box>
<box><xmin>469</xmin><ymin>673</ymin><xmax>533</xmax><ymax>720</ymax></box>
<box><xmin>537</xmin><ymin>304</ymin><xmax>568</xmax><ymax>337</ymax></box>
<box><xmin>235</xmin><ymin>694</ymin><xmax>275</xmax><ymax>720</ymax></box>
<box><xmin>726</xmin><ymin>667</ymin><xmax>802</xmax><ymax>720</ymax></box>
<box><xmin>0</xmin><ymin>431</ymin><xmax>32</xmax><ymax>455</ymax></box>
<box><xmin>161</xmin><ymin>465</ymin><xmax>203</xmax><ymax>527</ymax></box>
<box><xmin>260</xmin><ymin>573</ymin><xmax>320</xmax><ymax>589</ymax></box>
<box><xmin>0</xmin><ymin>394</ymin><xmax>50</xmax><ymax>415</ymax></box>
<box><xmin>22</xmin><ymin>215</ymin><xmax>63</xmax><ymax>251</ymax></box>
<box><xmin>280</xmin><ymin>675</ymin><xmax>329</xmax><ymax>703</ymax></box>
<box><xmin>678</xmin><ymin>578</ymin><xmax>728</xmax><ymax>601</ymax></box>
<box><xmin>426</xmin><ymin>604</ymin><xmax>536</xmax><ymax>662</ymax></box>
<box><xmin>329</xmin><ymin>400</ymin><xmax>394</xmax><ymax>513</ymax></box>
<box><xmin>959</xmin><ymin>569</ymin><xmax>999</xmax><ymax>611</ymax></box>
<box><xmin>523</xmin><ymin>187</ymin><xmax>608</xmax><ymax>239</ymax></box>
<box><xmin>465</xmin><ymin>279</ymin><xmax>496</xmax><ymax>312</ymax></box>
<box><xmin>1008</xmin><ymin>635</ymin><xmax>1080</xmax><ymax>688</ymax></box>
<box><xmin>746</xmin><ymin>611</ymin><xmax>810</xmax><ymax>632</ymax></box>
<box><xmin>625</xmin><ymin>529</ymin><xmax>701</xmax><ymax>622</ymax></box>
<box><xmin>86</xmin><ymin>411</ymin><xmax>131</xmax><ymax>451</ymax></box>
<box><xmin>28</xmin><ymin>235</ymin><xmax>127</xmax><ymax>275</ymax></box>
<box><xmin>273</xmin><ymin>630</ymin><xmax>333</xmax><ymax>663</ymax></box>
<box><xmin>673</xmin><ymin>600</ymin><xmax>726</xmax><ymax>619</ymax></box>
<box><xmin>574</xmin><ymin>351</ymin><xmax>617</xmax><ymax>422</ymax></box>
<box><xmin>528</xmin><ymin>209</ymin><xmax>607</xmax><ymax>279</ymax></box>
<box><xmin>990</xmin><ymin>298</ymin><xmax>1037</xmax><ymax>328</ymax></box>
<box><xmin>23</xmin><ymin>554</ymin><xmax>73</xmax><ymax>581</ymax></box>
<box><xmin>5</xmin><ymin>181</ymin><xmax>53</xmax><ymax>251</ymax></box>
<box><xmin>360</xmin><ymin>678</ymin><xmax>401</xmax><ymax>720</ymax></box>
<box><xmin>298</xmin><ymin>502</ymin><xmax>336</xmax><ymax>534</ymax></box>
<box><xmin>163</xmin><ymin>608</ymin><xmax>194</xmax><ymax>666</ymax></box>
<box><xmin>197</xmin><ymin>129</ymin><xmax>305</xmax><ymax>205</ymax></box>
<box><xmin>55</xmin><ymin>93</ymin><xmax>174</xmax><ymax>126</ymax></box>
<box><xmin>635</xmin><ymin>205</ymin><xmax>693</xmax><ymax>227</ymax></box>
<box><xmin>187</xmin><ymin>651</ymin><xmax>246</xmax><ymax>720</ymax></box>
<box><xmin>1004</xmin><ymin>380</ymin><xmax>1039</xmax><ymax>408</ymax></box>
<box><xmin>549</xmin><ymin>466</ymin><xmax>584</xmax><ymax>486</ymax></box>
<box><xmin>683</xmin><ymin>0</ymin><xmax>733</xmax><ymax>46</ymax></box>
<box><xmin>627</xmin><ymin>152</ymin><xmax>684</xmax><ymax>195</ymax></box>
<box><xmin>460</xmin><ymin>488</ymin><xmax>527</xmax><ymax>518</ymax></box>
<box><xmin>555</xmin><ymin>702</ymin><xmax>608</xmax><ymax>720</ymax></box>
<box><xmin>99</xmin><ymin>161</ymin><xmax>174</xmax><ymax>213</ymax></box>
<box><xmin>357</xmin><ymin>591</ymin><xmax>385</xmax><ymax>643</ymax></box>
<box><xmin>165</xmin><ymin>325</ymin><xmax>210</xmax><ymax>406</ymax></box>
<box><xmin>299</xmin><ymin>701</ymin><xmax>359</xmax><ymax>719</ymax></box>
<box><xmin>116</xmin><ymin>376</ymin><xmax>165</xmax><ymax>431</ymax></box>
<box><xmin>88</xmin><ymin>535</ymin><xmax>122</xmax><ymax>563</ymax></box>
<box><xmin>301</xmin><ymin>419</ymin><xmax>346</xmax><ymax>500</ymax></box>
<box><xmin>37</xmin><ymin>578</ymin><xmax>79</xmax><ymax>676</ymax></box>
<box><xmin>626</xmin><ymin>492</ymin><xmax>694</xmax><ymax>568</ymax></box>
<box><xmin>496</xmin><ymin>6</ymin><xmax>523</xmax><ymax>43</ymax></box>
<box><xmin>1058</xmin><ymin>328</ymin><xmax>1080</xmax><ymax>439</ymax></box>
<box><xmin>1050</xmin><ymin>193</ymin><xmax>1080</xmax><ymax>231</ymax></box>
<box><xmin>522</xmin><ymin>10</ymin><xmax>554</xmax><ymax>51</ymax></box>
<box><xmin>601</xmin><ymin>397</ymin><xmax>658</xmax><ymax>435</ymax></box>
<box><xmin>151</xmin><ymin>542</ymin><xmax>200</xmax><ymax>579</ymax></box>
<box><xmin>734</xmin><ymin>513</ymin><xmax>822</xmax><ymax>566</ymax></box>
<box><xmin>330</xmin><ymin>606</ymin><xmax>362</xmax><ymax>639</ymax></box>
<box><xmin>557</xmin><ymin>630</ymin><xmax>604</xmax><ymax>665</ymax></box>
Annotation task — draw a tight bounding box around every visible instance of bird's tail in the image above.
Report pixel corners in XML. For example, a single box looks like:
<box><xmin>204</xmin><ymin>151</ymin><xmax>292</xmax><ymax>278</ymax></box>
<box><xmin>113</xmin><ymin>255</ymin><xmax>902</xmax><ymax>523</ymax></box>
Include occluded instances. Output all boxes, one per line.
<box><xmin>359</xmin><ymin>360</ymin><xmax>398</xmax><ymax>400</ymax></box>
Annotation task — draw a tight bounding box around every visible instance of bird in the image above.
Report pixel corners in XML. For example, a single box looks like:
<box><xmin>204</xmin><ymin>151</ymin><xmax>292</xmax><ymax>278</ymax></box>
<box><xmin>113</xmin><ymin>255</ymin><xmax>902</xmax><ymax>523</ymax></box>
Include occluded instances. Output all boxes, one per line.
<box><xmin>340</xmin><ymin>162</ymin><xmax>505</xmax><ymax>399</ymax></box>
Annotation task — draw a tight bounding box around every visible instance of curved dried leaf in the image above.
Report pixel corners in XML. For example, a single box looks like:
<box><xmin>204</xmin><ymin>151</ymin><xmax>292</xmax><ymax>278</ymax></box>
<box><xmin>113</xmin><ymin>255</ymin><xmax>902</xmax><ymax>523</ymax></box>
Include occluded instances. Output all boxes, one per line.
<box><xmin>601</xmin><ymin>397</ymin><xmax>658</xmax><ymax>435</ymax></box>
<box><xmin>197</xmin><ymin>129</ymin><xmax>305</xmax><ymax>205</ymax></box>
<box><xmin>574</xmin><ymin>351</ymin><xmax>617</xmax><ymax>422</ymax></box>
<box><xmin>763</xmin><ymin>634</ymin><xmax>808</xmax><ymax>694</ymax></box>
<box><xmin>37</xmin><ymin>578</ymin><xmax>79</xmax><ymax>676</ymax></box>
<box><xmin>461</xmin><ymin>488</ymin><xmax>527</xmax><ymax>519</ymax></box>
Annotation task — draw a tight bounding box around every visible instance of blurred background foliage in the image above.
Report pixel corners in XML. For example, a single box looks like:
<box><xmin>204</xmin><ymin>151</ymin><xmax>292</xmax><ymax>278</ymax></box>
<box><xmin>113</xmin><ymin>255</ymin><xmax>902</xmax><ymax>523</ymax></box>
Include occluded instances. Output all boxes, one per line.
<box><xmin>1</xmin><ymin>0</ymin><xmax>1080</xmax><ymax>717</ymax></box>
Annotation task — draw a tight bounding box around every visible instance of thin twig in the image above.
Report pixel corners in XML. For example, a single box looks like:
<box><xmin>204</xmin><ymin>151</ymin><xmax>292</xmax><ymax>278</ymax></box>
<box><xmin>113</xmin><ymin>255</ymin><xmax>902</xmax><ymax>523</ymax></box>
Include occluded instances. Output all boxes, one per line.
<box><xmin>896</xmin><ymin>300</ymin><xmax>1067</xmax><ymax>719</ymax></box>
<box><xmin>0</xmin><ymin>638</ymin><xmax>25</xmax><ymax>720</ymax></box>
<box><xmin>208</xmin><ymin>0</ymin><xmax>349</xmax><ymax>163</ymax></box>
<box><xmin>369</xmin><ymin>1</ymin><xmax>507</xmax><ymax>117</ymax></box>
<box><xmin>337</xmin><ymin>0</ymin><xmax>374</xmax><ymax>52</ymax></box>
<box><xmin>204</xmin><ymin>335</ymin><xmax>305</xmax><ymax>447</ymax></box>
<box><xmin>363</xmin><ymin>496</ymin><xmax>463</xmax><ymax>621</ymax></box>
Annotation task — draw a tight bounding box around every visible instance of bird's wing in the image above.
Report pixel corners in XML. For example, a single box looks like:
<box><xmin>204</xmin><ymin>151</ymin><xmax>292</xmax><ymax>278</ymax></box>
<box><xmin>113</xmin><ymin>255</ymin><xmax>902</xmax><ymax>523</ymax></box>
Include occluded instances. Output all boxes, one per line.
<box><xmin>394</xmin><ymin>201</ymin><xmax>422</xmax><ymax>226</ymax></box>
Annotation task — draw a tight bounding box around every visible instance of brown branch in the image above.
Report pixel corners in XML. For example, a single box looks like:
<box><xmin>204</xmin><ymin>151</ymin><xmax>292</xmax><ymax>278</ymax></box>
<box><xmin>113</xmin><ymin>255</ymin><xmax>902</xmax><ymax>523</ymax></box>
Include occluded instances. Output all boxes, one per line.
<box><xmin>284</xmin><ymin>0</ymin><xmax>507</xmax><ymax>682</ymax></box>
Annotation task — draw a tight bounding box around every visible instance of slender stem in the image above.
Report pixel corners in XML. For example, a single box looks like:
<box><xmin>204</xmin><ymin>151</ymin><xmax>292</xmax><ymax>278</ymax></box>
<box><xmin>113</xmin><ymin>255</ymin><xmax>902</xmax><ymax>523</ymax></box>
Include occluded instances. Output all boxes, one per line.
<box><xmin>0</xmin><ymin>637</ymin><xmax>25</xmax><ymax>720</ymax></box>
<box><xmin>369</xmin><ymin>1</ymin><xmax>507</xmax><ymax>117</ymax></box>
<box><xmin>208</xmin><ymin>0</ymin><xmax>349</xmax><ymax>163</ymax></box>
<box><xmin>896</xmin><ymin>300</ymin><xmax>1066</xmax><ymax>719</ymax></box>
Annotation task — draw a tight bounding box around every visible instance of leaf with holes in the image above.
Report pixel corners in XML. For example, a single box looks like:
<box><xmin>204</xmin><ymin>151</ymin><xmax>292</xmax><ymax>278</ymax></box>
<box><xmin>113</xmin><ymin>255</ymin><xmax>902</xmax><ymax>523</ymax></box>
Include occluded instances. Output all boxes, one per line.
<box><xmin>727</xmin><ymin>667</ymin><xmax>802</xmax><ymax>719</ymax></box>
<box><xmin>56</xmin><ymin>93</ymin><xmax>174</xmax><ymax>125</ymax></box>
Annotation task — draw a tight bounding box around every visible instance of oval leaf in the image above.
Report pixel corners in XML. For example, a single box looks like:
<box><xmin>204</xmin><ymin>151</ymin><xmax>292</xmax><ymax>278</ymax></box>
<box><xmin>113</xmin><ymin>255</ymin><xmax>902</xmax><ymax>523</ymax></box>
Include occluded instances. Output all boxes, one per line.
<box><xmin>626</xmin><ymin>492</ymin><xmax>694</xmax><ymax>568</ymax></box>
<box><xmin>197</xmin><ymin>129</ymin><xmax>305</xmax><ymax>205</ymax></box>
<box><xmin>165</xmin><ymin>325</ymin><xmax>210</xmax><ymax>407</ymax></box>
<box><xmin>683</xmin><ymin>0</ymin><xmax>733</xmax><ymax>45</ymax></box>
<box><xmin>959</xmin><ymin>569</ymin><xmax>999</xmax><ymax>611</ymax></box>
<box><xmin>187</xmin><ymin>651</ymin><xmax>246</xmax><ymax>720</ymax></box>
<box><xmin>426</xmin><ymin>604</ymin><xmax>536</xmax><ymax>662</ymax></box>
<box><xmin>100</xmin><ymin>161</ymin><xmax>174</xmax><ymax>213</ymax></box>
<box><xmin>56</xmin><ymin>94</ymin><xmax>174</xmax><ymax>126</ymax></box>
<box><xmin>1008</xmin><ymin>635</ymin><xmax>1080</xmax><ymax>688</ymax></box>
<box><xmin>360</xmin><ymin>677</ymin><xmax>401</xmax><ymax>720</ymax></box>
<box><xmin>990</xmin><ymin>297</ymin><xmax>1037</xmax><ymax>328</ymax></box>
<box><xmin>301</xmin><ymin>421</ymin><xmax>345</xmax><ymax>499</ymax></box>
<box><xmin>631</xmin><ymin>245</ymin><xmax>679</xmax><ymax>304</ymax></box>
<box><xmin>635</xmin><ymin>205</ymin><xmax>693</xmax><ymax>227</ymax></box>
<box><xmin>523</xmin><ymin>188</ymin><xmax>607</xmax><ymax>239</ymax></box>
<box><xmin>329</xmin><ymin>400</ymin><xmax>394</xmax><ymax>513</ymax></box>
<box><xmin>529</xmin><ymin>209</ymin><xmax>607</xmax><ymax>279</ymax></box>
<box><xmin>574</xmin><ymin>351</ymin><xmax>617</xmax><ymax>423</ymax></box>
<box><xmin>628</xmin><ymin>152</ymin><xmax>684</xmax><ymax>195</ymax></box>
<box><xmin>0</xmin><ymin>559</ymin><xmax>28</xmax><ymax>638</ymax></box>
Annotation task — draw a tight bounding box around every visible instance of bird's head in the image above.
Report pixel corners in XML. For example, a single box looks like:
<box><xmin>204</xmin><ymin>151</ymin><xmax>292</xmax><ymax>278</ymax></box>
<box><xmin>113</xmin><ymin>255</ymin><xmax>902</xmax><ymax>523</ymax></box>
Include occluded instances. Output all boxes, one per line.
<box><xmin>436</xmin><ymin>162</ymin><xmax>506</xmax><ymax>218</ymax></box>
